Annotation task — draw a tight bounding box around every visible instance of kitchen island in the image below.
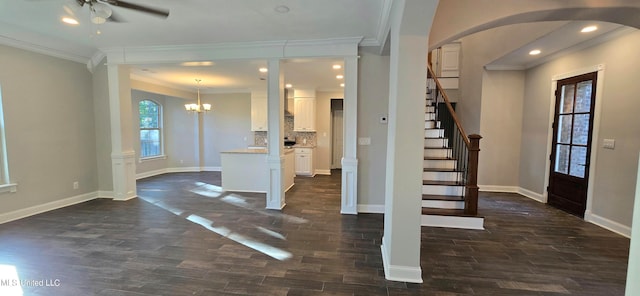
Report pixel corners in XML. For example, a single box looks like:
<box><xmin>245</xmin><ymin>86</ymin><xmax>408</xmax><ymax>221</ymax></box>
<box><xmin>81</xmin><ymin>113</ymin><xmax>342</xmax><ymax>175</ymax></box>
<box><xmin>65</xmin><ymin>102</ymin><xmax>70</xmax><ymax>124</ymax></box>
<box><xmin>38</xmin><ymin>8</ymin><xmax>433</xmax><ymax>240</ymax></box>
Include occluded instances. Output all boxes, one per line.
<box><xmin>220</xmin><ymin>148</ymin><xmax>295</xmax><ymax>193</ymax></box>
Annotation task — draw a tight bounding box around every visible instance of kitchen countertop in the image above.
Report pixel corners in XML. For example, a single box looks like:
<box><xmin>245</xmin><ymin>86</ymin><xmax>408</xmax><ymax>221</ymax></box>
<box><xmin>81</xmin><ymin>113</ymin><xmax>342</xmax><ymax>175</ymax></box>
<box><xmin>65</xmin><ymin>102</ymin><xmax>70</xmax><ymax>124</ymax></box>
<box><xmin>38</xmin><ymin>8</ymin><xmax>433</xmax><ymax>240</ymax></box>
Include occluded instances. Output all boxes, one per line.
<box><xmin>221</xmin><ymin>148</ymin><xmax>267</xmax><ymax>154</ymax></box>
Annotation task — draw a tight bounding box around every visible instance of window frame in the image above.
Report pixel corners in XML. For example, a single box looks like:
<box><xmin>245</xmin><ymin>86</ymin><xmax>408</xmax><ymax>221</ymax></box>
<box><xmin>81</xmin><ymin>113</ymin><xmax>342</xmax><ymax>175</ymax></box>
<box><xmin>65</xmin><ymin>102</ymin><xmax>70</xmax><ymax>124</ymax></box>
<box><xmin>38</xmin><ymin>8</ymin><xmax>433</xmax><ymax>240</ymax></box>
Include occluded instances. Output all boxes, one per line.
<box><xmin>0</xmin><ymin>86</ymin><xmax>17</xmax><ymax>193</ymax></box>
<box><xmin>138</xmin><ymin>99</ymin><xmax>165</xmax><ymax>161</ymax></box>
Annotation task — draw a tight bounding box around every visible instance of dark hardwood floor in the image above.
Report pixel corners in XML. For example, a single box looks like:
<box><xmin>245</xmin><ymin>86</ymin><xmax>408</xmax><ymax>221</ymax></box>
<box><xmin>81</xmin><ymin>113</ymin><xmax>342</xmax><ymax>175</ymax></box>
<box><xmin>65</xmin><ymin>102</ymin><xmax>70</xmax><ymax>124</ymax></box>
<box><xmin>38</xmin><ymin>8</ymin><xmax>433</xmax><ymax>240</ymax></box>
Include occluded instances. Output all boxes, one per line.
<box><xmin>0</xmin><ymin>171</ymin><xmax>630</xmax><ymax>295</ymax></box>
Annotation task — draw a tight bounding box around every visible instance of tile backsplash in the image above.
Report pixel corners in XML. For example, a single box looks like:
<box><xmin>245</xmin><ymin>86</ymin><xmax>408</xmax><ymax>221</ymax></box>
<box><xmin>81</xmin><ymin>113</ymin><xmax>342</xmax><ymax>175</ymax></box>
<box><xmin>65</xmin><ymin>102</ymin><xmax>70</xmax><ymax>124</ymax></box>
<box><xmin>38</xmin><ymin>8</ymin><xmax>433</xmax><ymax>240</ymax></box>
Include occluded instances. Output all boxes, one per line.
<box><xmin>253</xmin><ymin>116</ymin><xmax>317</xmax><ymax>146</ymax></box>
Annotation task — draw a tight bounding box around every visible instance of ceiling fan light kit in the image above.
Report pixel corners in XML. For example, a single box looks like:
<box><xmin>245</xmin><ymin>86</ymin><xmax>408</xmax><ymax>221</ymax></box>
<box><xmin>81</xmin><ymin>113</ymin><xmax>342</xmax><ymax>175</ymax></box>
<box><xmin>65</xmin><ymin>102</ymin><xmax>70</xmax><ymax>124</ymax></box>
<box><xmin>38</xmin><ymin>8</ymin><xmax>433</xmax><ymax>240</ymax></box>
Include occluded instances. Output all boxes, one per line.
<box><xmin>75</xmin><ymin>0</ymin><xmax>169</xmax><ymax>24</ymax></box>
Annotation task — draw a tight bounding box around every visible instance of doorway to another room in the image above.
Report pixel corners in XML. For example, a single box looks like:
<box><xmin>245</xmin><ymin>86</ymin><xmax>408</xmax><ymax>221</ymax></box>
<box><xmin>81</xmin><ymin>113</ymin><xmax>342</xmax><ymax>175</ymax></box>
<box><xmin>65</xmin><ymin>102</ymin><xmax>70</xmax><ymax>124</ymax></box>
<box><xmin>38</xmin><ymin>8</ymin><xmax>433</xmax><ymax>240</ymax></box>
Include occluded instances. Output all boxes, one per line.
<box><xmin>331</xmin><ymin>99</ymin><xmax>344</xmax><ymax>170</ymax></box>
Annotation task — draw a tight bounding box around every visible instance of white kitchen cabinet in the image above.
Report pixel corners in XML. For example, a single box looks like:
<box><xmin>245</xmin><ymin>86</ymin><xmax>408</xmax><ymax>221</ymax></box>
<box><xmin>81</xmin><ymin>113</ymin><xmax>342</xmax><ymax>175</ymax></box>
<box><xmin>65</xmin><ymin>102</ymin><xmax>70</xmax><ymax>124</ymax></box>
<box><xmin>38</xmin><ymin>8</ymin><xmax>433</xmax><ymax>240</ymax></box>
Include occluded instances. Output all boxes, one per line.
<box><xmin>251</xmin><ymin>94</ymin><xmax>268</xmax><ymax>131</ymax></box>
<box><xmin>294</xmin><ymin>147</ymin><xmax>314</xmax><ymax>176</ymax></box>
<box><xmin>293</xmin><ymin>97</ymin><xmax>316</xmax><ymax>131</ymax></box>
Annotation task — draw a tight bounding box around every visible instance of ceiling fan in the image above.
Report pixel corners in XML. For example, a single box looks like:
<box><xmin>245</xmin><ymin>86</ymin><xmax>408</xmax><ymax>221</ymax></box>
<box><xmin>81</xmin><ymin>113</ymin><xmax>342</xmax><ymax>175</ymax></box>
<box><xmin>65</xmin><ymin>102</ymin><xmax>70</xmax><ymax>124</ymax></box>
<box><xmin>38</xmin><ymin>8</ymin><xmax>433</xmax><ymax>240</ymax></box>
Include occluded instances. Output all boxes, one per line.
<box><xmin>73</xmin><ymin>0</ymin><xmax>170</xmax><ymax>24</ymax></box>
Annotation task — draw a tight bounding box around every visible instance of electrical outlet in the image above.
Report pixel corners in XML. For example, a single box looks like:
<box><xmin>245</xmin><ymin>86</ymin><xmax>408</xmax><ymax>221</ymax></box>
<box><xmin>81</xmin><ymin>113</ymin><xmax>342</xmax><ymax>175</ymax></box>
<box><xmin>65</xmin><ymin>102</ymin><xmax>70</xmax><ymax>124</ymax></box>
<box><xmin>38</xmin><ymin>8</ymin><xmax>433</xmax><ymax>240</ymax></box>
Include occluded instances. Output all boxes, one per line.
<box><xmin>73</xmin><ymin>181</ymin><xmax>79</xmax><ymax>190</ymax></box>
<box><xmin>603</xmin><ymin>139</ymin><xmax>615</xmax><ymax>149</ymax></box>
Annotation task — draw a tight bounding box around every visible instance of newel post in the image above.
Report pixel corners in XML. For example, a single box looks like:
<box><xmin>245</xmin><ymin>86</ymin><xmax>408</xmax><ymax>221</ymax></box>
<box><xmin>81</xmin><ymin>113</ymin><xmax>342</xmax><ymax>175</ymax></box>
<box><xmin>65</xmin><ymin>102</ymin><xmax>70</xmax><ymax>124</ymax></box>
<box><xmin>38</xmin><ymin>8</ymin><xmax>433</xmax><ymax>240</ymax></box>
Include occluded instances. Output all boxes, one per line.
<box><xmin>465</xmin><ymin>134</ymin><xmax>482</xmax><ymax>215</ymax></box>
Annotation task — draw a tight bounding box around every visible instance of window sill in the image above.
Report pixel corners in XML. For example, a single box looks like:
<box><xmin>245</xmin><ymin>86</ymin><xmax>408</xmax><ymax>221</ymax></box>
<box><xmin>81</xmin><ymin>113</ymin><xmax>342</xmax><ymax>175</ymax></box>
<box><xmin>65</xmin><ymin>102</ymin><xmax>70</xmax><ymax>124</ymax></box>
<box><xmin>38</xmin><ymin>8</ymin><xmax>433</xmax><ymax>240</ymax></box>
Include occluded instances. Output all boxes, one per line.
<box><xmin>0</xmin><ymin>183</ymin><xmax>17</xmax><ymax>194</ymax></box>
<box><xmin>139</xmin><ymin>155</ymin><xmax>167</xmax><ymax>163</ymax></box>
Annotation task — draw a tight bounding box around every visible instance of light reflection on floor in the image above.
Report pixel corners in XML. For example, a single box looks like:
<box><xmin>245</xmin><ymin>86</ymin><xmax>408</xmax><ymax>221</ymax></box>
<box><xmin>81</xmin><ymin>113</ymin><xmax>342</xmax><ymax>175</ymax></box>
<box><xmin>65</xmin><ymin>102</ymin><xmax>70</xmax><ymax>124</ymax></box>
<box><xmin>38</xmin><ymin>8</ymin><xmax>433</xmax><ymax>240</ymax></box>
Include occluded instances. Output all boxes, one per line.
<box><xmin>139</xmin><ymin>182</ymin><xmax>299</xmax><ymax>261</ymax></box>
<box><xmin>190</xmin><ymin>182</ymin><xmax>309</xmax><ymax>224</ymax></box>
<box><xmin>0</xmin><ymin>264</ymin><xmax>23</xmax><ymax>296</ymax></box>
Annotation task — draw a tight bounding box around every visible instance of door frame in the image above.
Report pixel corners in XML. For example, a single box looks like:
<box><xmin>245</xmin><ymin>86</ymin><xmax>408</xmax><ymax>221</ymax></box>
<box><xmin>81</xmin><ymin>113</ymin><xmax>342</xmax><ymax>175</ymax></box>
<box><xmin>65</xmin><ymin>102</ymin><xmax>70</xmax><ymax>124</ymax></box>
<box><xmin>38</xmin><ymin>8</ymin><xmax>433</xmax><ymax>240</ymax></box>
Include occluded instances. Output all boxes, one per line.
<box><xmin>543</xmin><ymin>64</ymin><xmax>605</xmax><ymax>219</ymax></box>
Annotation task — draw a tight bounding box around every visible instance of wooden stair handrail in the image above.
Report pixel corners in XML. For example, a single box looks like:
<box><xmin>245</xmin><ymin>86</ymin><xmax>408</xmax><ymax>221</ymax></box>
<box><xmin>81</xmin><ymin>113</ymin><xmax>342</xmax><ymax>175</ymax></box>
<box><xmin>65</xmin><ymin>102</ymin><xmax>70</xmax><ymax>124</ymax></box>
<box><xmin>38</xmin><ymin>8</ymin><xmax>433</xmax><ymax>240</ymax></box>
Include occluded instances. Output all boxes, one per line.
<box><xmin>426</xmin><ymin>65</ymin><xmax>471</xmax><ymax>147</ymax></box>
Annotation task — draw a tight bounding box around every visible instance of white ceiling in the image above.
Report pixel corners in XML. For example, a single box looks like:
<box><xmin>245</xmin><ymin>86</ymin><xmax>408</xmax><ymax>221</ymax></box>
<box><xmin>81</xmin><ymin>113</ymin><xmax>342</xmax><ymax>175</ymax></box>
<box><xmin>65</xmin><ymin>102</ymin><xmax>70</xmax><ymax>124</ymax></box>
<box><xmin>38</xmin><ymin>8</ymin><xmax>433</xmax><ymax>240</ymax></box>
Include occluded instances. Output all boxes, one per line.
<box><xmin>1</xmin><ymin>2</ymin><xmax>634</xmax><ymax>93</ymax></box>
<box><xmin>486</xmin><ymin>21</ymin><xmax>626</xmax><ymax>70</ymax></box>
<box><xmin>0</xmin><ymin>0</ymin><xmax>389</xmax><ymax>93</ymax></box>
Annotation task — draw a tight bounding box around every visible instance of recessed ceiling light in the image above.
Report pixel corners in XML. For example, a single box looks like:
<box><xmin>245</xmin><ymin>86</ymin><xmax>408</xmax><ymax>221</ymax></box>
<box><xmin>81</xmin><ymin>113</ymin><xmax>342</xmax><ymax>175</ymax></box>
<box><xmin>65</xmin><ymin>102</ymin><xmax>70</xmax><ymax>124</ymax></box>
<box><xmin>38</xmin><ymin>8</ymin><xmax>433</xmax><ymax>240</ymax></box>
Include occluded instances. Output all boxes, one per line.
<box><xmin>336</xmin><ymin>75</ymin><xmax>344</xmax><ymax>79</ymax></box>
<box><xmin>581</xmin><ymin>25</ymin><xmax>598</xmax><ymax>33</ymax></box>
<box><xmin>529</xmin><ymin>49</ymin><xmax>541</xmax><ymax>56</ymax></box>
<box><xmin>259</xmin><ymin>67</ymin><xmax>268</xmax><ymax>73</ymax></box>
<box><xmin>62</xmin><ymin>17</ymin><xmax>79</xmax><ymax>25</ymax></box>
<box><xmin>285</xmin><ymin>84</ymin><xmax>292</xmax><ymax>88</ymax></box>
<box><xmin>340</xmin><ymin>83</ymin><xmax>345</xmax><ymax>87</ymax></box>
<box><xmin>332</xmin><ymin>64</ymin><xmax>342</xmax><ymax>70</ymax></box>
<box><xmin>274</xmin><ymin>5</ymin><xmax>290</xmax><ymax>13</ymax></box>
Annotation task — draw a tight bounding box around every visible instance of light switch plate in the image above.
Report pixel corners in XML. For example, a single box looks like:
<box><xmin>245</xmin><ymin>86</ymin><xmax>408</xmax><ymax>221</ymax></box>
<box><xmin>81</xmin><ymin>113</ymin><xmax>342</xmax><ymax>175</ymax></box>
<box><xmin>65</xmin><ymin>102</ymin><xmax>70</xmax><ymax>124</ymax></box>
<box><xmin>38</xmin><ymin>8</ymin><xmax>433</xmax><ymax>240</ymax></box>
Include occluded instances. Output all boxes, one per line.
<box><xmin>603</xmin><ymin>139</ymin><xmax>615</xmax><ymax>149</ymax></box>
<box><xmin>358</xmin><ymin>137</ymin><xmax>371</xmax><ymax>145</ymax></box>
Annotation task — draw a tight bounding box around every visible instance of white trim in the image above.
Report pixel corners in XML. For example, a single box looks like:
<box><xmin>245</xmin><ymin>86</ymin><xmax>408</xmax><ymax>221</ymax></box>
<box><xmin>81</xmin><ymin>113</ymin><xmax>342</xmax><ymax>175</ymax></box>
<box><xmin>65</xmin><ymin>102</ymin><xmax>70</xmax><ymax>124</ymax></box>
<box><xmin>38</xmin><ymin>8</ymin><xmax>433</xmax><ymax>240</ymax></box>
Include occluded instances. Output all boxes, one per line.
<box><xmin>136</xmin><ymin>166</ymin><xmax>222</xmax><ymax>180</ymax></box>
<box><xmin>87</xmin><ymin>51</ymin><xmax>106</xmax><ymax>73</ymax></box>
<box><xmin>136</xmin><ymin>168</ymin><xmax>168</xmax><ymax>180</ymax></box>
<box><xmin>97</xmin><ymin>191</ymin><xmax>114</xmax><ymax>199</ymax></box>
<box><xmin>518</xmin><ymin>187</ymin><xmax>547</xmax><ymax>203</ymax></box>
<box><xmin>0</xmin><ymin>191</ymin><xmax>98</xmax><ymax>225</ymax></box>
<box><xmin>0</xmin><ymin>183</ymin><xmax>17</xmax><ymax>194</ymax></box>
<box><xmin>314</xmin><ymin>169</ymin><xmax>331</xmax><ymax>175</ymax></box>
<box><xmin>380</xmin><ymin>244</ymin><xmax>423</xmax><ymax>283</ymax></box>
<box><xmin>357</xmin><ymin>204</ymin><xmax>385</xmax><ymax>214</ymax></box>
<box><xmin>102</xmin><ymin>37</ymin><xmax>361</xmax><ymax>65</ymax></box>
<box><xmin>585</xmin><ymin>210</ymin><xmax>631</xmax><ymax>238</ymax></box>
<box><xmin>0</xmin><ymin>34</ymin><xmax>91</xmax><ymax>64</ymax></box>
<box><xmin>479</xmin><ymin>185</ymin><xmax>519</xmax><ymax>193</ymax></box>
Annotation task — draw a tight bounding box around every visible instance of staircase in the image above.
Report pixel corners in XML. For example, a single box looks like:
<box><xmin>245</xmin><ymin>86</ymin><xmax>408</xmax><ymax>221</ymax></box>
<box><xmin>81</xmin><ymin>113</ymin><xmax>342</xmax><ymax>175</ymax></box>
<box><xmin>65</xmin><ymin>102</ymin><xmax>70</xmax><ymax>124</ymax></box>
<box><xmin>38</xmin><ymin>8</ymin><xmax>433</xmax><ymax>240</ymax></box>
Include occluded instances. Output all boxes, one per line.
<box><xmin>421</xmin><ymin>66</ymin><xmax>484</xmax><ymax>230</ymax></box>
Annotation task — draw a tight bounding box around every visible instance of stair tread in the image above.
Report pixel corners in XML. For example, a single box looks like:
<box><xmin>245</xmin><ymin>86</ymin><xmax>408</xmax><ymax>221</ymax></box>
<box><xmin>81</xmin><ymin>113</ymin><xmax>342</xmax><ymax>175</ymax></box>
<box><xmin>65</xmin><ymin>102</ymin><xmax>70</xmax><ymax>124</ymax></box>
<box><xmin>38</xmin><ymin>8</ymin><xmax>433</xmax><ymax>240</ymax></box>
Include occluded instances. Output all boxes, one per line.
<box><xmin>424</xmin><ymin>147</ymin><xmax>451</xmax><ymax>150</ymax></box>
<box><xmin>423</xmin><ymin>180</ymin><xmax>464</xmax><ymax>186</ymax></box>
<box><xmin>424</xmin><ymin>156</ymin><xmax>455</xmax><ymax>160</ymax></box>
<box><xmin>423</xmin><ymin>167</ymin><xmax>462</xmax><ymax>172</ymax></box>
<box><xmin>422</xmin><ymin>194</ymin><xmax>463</xmax><ymax>201</ymax></box>
<box><xmin>421</xmin><ymin>208</ymin><xmax>480</xmax><ymax>217</ymax></box>
<box><xmin>424</xmin><ymin>136</ymin><xmax>446</xmax><ymax>139</ymax></box>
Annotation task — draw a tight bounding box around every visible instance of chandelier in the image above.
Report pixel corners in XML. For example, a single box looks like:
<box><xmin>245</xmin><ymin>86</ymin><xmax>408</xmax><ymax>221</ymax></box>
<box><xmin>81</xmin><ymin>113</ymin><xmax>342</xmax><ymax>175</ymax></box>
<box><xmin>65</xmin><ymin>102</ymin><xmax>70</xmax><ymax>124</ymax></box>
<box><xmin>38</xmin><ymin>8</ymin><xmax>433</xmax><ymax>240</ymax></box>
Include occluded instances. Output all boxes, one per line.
<box><xmin>185</xmin><ymin>79</ymin><xmax>211</xmax><ymax>113</ymax></box>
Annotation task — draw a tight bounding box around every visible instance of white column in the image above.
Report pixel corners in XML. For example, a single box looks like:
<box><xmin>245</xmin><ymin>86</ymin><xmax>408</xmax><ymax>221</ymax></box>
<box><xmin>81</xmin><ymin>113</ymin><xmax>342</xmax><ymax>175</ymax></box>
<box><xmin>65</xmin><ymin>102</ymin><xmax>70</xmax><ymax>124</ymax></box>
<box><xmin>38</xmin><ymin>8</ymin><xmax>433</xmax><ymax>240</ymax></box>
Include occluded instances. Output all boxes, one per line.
<box><xmin>107</xmin><ymin>64</ymin><xmax>137</xmax><ymax>201</ymax></box>
<box><xmin>381</xmin><ymin>0</ymin><xmax>438</xmax><ymax>283</ymax></box>
<box><xmin>341</xmin><ymin>56</ymin><xmax>358</xmax><ymax>214</ymax></box>
<box><xmin>266</xmin><ymin>59</ymin><xmax>285</xmax><ymax>210</ymax></box>
<box><xmin>625</xmin><ymin>152</ymin><xmax>640</xmax><ymax>295</ymax></box>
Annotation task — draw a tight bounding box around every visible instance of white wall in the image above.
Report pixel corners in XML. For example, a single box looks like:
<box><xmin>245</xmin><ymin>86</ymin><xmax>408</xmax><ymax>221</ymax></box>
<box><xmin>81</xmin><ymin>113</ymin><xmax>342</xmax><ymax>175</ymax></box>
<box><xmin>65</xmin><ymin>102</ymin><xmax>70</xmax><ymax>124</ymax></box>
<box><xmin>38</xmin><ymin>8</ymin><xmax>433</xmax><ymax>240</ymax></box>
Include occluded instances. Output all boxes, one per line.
<box><xmin>0</xmin><ymin>45</ymin><xmax>98</xmax><ymax>214</ymax></box>
<box><xmin>520</xmin><ymin>30</ymin><xmax>640</xmax><ymax>227</ymax></box>
<box><xmin>201</xmin><ymin>93</ymin><xmax>252</xmax><ymax>168</ymax></box>
<box><xmin>478</xmin><ymin>70</ymin><xmax>524</xmax><ymax>187</ymax></box>
<box><xmin>357</xmin><ymin>50</ymin><xmax>390</xmax><ymax>210</ymax></box>
<box><xmin>458</xmin><ymin>22</ymin><xmax>566</xmax><ymax>135</ymax></box>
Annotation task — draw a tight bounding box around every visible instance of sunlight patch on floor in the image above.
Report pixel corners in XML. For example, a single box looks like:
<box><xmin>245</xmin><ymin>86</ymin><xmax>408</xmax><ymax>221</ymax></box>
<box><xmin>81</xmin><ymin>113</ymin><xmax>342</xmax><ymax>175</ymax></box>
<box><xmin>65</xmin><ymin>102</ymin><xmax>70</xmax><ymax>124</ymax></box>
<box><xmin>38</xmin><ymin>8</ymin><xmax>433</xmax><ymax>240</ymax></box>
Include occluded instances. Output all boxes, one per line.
<box><xmin>138</xmin><ymin>196</ymin><xmax>293</xmax><ymax>261</ymax></box>
<box><xmin>189</xmin><ymin>182</ymin><xmax>309</xmax><ymax>224</ymax></box>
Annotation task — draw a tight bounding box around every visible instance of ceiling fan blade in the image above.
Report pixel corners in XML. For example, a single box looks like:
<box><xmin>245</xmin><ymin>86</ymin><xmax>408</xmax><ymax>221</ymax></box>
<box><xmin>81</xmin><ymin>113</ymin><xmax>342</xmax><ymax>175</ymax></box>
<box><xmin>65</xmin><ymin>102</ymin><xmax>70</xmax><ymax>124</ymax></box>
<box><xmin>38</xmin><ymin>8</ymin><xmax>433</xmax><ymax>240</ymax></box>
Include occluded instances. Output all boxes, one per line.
<box><xmin>102</xmin><ymin>0</ymin><xmax>169</xmax><ymax>18</ymax></box>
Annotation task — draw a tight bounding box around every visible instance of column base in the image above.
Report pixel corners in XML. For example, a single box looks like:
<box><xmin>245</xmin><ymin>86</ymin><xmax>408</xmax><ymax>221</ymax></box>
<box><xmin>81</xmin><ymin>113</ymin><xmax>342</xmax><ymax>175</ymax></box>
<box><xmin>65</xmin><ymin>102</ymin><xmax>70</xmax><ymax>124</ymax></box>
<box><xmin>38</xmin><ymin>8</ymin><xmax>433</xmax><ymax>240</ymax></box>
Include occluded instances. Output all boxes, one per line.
<box><xmin>341</xmin><ymin>157</ymin><xmax>358</xmax><ymax>214</ymax></box>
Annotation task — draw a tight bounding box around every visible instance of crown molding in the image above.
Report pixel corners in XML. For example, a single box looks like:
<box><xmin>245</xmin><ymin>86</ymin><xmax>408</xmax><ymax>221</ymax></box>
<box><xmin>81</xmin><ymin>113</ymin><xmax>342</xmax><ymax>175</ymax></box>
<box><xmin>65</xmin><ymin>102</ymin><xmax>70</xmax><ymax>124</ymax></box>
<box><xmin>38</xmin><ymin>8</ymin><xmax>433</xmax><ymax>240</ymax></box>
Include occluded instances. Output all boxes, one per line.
<box><xmin>101</xmin><ymin>37</ymin><xmax>362</xmax><ymax>65</ymax></box>
<box><xmin>0</xmin><ymin>34</ymin><xmax>90</xmax><ymax>65</ymax></box>
<box><xmin>87</xmin><ymin>51</ymin><xmax>107</xmax><ymax>73</ymax></box>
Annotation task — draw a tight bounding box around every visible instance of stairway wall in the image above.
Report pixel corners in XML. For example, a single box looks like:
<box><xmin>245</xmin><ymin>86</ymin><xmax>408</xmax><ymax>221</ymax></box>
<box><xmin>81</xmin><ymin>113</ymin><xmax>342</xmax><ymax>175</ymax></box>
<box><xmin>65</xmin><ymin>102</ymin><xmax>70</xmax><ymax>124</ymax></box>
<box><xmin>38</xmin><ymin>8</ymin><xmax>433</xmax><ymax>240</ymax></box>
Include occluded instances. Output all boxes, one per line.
<box><xmin>478</xmin><ymin>70</ymin><xmax>525</xmax><ymax>187</ymax></box>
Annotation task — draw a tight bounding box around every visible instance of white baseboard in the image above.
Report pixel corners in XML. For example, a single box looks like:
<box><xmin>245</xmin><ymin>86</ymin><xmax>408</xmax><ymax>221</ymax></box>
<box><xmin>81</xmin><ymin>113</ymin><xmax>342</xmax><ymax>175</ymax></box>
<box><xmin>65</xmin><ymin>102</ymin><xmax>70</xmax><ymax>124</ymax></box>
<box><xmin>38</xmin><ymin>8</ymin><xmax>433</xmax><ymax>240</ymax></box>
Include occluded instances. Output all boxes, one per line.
<box><xmin>136</xmin><ymin>166</ymin><xmax>222</xmax><ymax>180</ymax></box>
<box><xmin>517</xmin><ymin>187</ymin><xmax>546</xmax><ymax>203</ymax></box>
<box><xmin>357</xmin><ymin>204</ymin><xmax>385</xmax><ymax>214</ymax></box>
<box><xmin>136</xmin><ymin>168</ymin><xmax>168</xmax><ymax>180</ymax></box>
<box><xmin>585</xmin><ymin>211</ymin><xmax>631</xmax><ymax>238</ymax></box>
<box><xmin>380</xmin><ymin>244</ymin><xmax>423</xmax><ymax>283</ymax></box>
<box><xmin>201</xmin><ymin>167</ymin><xmax>221</xmax><ymax>172</ymax></box>
<box><xmin>479</xmin><ymin>185</ymin><xmax>519</xmax><ymax>193</ymax></box>
<box><xmin>97</xmin><ymin>191</ymin><xmax>114</xmax><ymax>199</ymax></box>
<box><xmin>0</xmin><ymin>191</ymin><xmax>99</xmax><ymax>225</ymax></box>
<box><xmin>315</xmin><ymin>169</ymin><xmax>331</xmax><ymax>175</ymax></box>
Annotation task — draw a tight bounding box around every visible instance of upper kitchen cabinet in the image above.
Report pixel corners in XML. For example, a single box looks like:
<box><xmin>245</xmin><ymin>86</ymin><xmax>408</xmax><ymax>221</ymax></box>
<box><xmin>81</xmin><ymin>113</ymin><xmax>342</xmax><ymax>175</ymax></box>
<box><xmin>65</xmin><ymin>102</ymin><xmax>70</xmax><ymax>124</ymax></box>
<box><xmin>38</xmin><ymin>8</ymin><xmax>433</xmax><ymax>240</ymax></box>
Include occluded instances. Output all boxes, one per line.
<box><xmin>293</xmin><ymin>89</ymin><xmax>316</xmax><ymax>132</ymax></box>
<box><xmin>251</xmin><ymin>91</ymin><xmax>268</xmax><ymax>131</ymax></box>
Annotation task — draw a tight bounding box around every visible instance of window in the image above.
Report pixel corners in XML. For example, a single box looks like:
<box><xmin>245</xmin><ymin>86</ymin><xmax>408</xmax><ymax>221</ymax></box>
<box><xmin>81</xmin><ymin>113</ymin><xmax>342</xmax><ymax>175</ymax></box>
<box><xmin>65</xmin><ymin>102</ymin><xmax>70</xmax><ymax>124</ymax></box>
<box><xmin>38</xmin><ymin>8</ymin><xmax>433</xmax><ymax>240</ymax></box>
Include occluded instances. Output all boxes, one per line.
<box><xmin>139</xmin><ymin>100</ymin><xmax>163</xmax><ymax>159</ymax></box>
<box><xmin>0</xmin><ymin>86</ymin><xmax>16</xmax><ymax>193</ymax></box>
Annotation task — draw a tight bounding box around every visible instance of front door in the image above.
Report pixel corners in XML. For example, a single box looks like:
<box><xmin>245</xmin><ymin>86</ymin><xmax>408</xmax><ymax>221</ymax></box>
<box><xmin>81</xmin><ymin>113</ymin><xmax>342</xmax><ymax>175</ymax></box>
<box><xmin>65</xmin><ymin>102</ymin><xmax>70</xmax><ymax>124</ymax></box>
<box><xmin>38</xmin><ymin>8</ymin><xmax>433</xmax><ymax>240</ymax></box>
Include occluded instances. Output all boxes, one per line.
<box><xmin>548</xmin><ymin>72</ymin><xmax>597</xmax><ymax>217</ymax></box>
